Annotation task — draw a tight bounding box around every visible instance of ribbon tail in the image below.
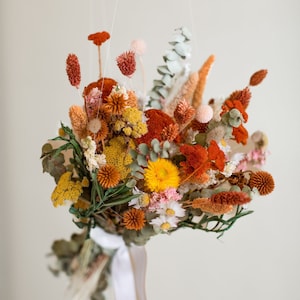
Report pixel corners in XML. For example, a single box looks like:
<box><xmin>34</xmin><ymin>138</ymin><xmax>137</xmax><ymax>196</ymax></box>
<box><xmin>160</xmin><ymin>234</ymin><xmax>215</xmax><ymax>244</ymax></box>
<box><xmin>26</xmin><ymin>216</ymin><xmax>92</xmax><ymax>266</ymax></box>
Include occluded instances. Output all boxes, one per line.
<box><xmin>128</xmin><ymin>245</ymin><xmax>147</xmax><ymax>300</ymax></box>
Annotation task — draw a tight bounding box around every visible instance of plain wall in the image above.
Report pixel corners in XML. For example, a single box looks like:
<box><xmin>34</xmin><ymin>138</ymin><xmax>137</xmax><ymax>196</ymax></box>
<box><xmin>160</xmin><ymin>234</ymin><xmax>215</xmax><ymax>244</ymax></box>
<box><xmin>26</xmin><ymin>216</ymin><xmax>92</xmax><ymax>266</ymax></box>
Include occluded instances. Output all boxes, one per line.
<box><xmin>1</xmin><ymin>0</ymin><xmax>300</xmax><ymax>299</ymax></box>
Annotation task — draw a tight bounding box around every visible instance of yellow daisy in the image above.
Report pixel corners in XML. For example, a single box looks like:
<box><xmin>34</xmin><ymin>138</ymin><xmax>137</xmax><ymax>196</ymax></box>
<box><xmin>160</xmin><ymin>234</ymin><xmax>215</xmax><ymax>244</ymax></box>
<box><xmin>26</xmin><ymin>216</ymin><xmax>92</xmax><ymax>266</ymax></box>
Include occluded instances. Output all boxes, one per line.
<box><xmin>144</xmin><ymin>158</ymin><xmax>179</xmax><ymax>192</ymax></box>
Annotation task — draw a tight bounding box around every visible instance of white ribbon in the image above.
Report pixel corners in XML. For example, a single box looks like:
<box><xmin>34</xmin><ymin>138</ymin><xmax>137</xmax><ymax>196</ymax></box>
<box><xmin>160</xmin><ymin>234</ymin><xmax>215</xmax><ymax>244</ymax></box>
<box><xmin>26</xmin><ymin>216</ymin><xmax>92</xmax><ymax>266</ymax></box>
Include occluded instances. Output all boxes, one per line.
<box><xmin>90</xmin><ymin>227</ymin><xmax>147</xmax><ymax>300</ymax></box>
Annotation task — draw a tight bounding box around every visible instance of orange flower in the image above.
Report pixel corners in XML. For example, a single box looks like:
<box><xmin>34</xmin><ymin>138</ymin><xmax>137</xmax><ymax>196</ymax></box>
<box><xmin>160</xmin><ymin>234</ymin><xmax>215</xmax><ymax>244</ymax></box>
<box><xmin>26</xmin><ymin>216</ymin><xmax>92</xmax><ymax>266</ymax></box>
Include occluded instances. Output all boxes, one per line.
<box><xmin>232</xmin><ymin>124</ymin><xmax>248</xmax><ymax>145</ymax></box>
<box><xmin>69</xmin><ymin>105</ymin><xmax>88</xmax><ymax>139</ymax></box>
<box><xmin>211</xmin><ymin>191</ymin><xmax>251</xmax><ymax>206</ymax></box>
<box><xmin>208</xmin><ymin>140</ymin><xmax>225</xmax><ymax>171</ymax></box>
<box><xmin>88</xmin><ymin>31</ymin><xmax>110</xmax><ymax>46</ymax></box>
<box><xmin>173</xmin><ymin>99</ymin><xmax>195</xmax><ymax>125</ymax></box>
<box><xmin>104</xmin><ymin>92</ymin><xmax>127</xmax><ymax>115</ymax></box>
<box><xmin>249</xmin><ymin>69</ymin><xmax>268</xmax><ymax>86</ymax></box>
<box><xmin>123</xmin><ymin>208</ymin><xmax>146</xmax><ymax>230</ymax></box>
<box><xmin>222</xmin><ymin>99</ymin><xmax>248</xmax><ymax>123</ymax></box>
<box><xmin>227</xmin><ymin>87</ymin><xmax>252</xmax><ymax>109</ymax></box>
<box><xmin>161</xmin><ymin>123</ymin><xmax>179</xmax><ymax>142</ymax></box>
<box><xmin>190</xmin><ymin>197</ymin><xmax>233</xmax><ymax>214</ymax></box>
<box><xmin>136</xmin><ymin>109</ymin><xmax>175</xmax><ymax>145</ymax></box>
<box><xmin>83</xmin><ymin>77</ymin><xmax>117</xmax><ymax>100</ymax></box>
<box><xmin>180</xmin><ymin>144</ymin><xmax>210</xmax><ymax>181</ymax></box>
<box><xmin>97</xmin><ymin>165</ymin><xmax>120</xmax><ymax>189</ymax></box>
<box><xmin>249</xmin><ymin>171</ymin><xmax>275</xmax><ymax>195</ymax></box>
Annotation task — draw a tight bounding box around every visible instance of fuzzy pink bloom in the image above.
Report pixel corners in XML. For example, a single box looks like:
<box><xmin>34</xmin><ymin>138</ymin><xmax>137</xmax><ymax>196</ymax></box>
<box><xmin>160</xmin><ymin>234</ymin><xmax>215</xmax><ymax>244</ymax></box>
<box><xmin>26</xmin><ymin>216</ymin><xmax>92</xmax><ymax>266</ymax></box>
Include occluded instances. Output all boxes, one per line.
<box><xmin>116</xmin><ymin>50</ymin><xmax>136</xmax><ymax>77</ymax></box>
<box><xmin>195</xmin><ymin>104</ymin><xmax>214</xmax><ymax>123</ymax></box>
<box><xmin>66</xmin><ymin>54</ymin><xmax>81</xmax><ymax>88</ymax></box>
<box><xmin>131</xmin><ymin>39</ymin><xmax>146</xmax><ymax>55</ymax></box>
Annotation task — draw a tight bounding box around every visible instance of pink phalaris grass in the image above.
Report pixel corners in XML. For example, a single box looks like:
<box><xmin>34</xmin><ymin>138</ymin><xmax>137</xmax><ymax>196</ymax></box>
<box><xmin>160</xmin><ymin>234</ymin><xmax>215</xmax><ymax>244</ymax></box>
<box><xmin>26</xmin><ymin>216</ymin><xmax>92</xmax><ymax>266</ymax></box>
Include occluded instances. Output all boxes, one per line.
<box><xmin>66</xmin><ymin>54</ymin><xmax>81</xmax><ymax>88</ymax></box>
<box><xmin>116</xmin><ymin>50</ymin><xmax>136</xmax><ymax>77</ymax></box>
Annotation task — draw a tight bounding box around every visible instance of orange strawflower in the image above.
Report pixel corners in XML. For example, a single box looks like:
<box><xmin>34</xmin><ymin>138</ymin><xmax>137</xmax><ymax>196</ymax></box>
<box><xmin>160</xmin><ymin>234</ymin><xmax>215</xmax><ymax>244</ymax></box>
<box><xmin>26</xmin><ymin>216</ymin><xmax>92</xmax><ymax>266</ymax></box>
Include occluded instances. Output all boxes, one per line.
<box><xmin>249</xmin><ymin>171</ymin><xmax>275</xmax><ymax>195</ymax></box>
<box><xmin>97</xmin><ymin>165</ymin><xmax>120</xmax><ymax>189</ymax></box>
<box><xmin>123</xmin><ymin>208</ymin><xmax>146</xmax><ymax>230</ymax></box>
<box><xmin>105</xmin><ymin>93</ymin><xmax>127</xmax><ymax>115</ymax></box>
<box><xmin>88</xmin><ymin>31</ymin><xmax>110</xmax><ymax>46</ymax></box>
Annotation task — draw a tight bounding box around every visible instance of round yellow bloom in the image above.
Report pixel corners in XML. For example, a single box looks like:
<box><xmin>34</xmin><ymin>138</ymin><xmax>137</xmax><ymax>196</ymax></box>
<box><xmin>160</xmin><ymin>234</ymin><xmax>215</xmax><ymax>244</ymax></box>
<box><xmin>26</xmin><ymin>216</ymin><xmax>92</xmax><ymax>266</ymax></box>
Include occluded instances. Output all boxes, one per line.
<box><xmin>144</xmin><ymin>158</ymin><xmax>180</xmax><ymax>192</ymax></box>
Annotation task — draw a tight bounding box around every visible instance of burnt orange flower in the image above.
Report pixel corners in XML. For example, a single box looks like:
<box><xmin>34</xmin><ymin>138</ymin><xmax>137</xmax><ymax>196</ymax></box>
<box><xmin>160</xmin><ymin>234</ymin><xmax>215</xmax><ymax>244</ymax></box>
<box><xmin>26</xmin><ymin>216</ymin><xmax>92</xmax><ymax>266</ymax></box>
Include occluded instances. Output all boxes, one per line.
<box><xmin>88</xmin><ymin>31</ymin><xmax>110</xmax><ymax>46</ymax></box>
<box><xmin>208</xmin><ymin>140</ymin><xmax>225</xmax><ymax>171</ymax></box>
<box><xmin>83</xmin><ymin>78</ymin><xmax>117</xmax><ymax>100</ymax></box>
<box><xmin>123</xmin><ymin>208</ymin><xmax>146</xmax><ymax>230</ymax></box>
<box><xmin>116</xmin><ymin>50</ymin><xmax>136</xmax><ymax>77</ymax></box>
<box><xmin>97</xmin><ymin>165</ymin><xmax>120</xmax><ymax>189</ymax></box>
<box><xmin>180</xmin><ymin>144</ymin><xmax>210</xmax><ymax>181</ymax></box>
<box><xmin>66</xmin><ymin>54</ymin><xmax>81</xmax><ymax>88</ymax></box>
<box><xmin>136</xmin><ymin>109</ymin><xmax>175</xmax><ymax>145</ymax></box>
<box><xmin>227</xmin><ymin>87</ymin><xmax>252</xmax><ymax>109</ymax></box>
<box><xmin>232</xmin><ymin>124</ymin><xmax>248</xmax><ymax>145</ymax></box>
<box><xmin>211</xmin><ymin>191</ymin><xmax>251</xmax><ymax>206</ymax></box>
<box><xmin>190</xmin><ymin>119</ymin><xmax>209</xmax><ymax>133</ymax></box>
<box><xmin>222</xmin><ymin>99</ymin><xmax>248</xmax><ymax>123</ymax></box>
<box><xmin>249</xmin><ymin>171</ymin><xmax>275</xmax><ymax>195</ymax></box>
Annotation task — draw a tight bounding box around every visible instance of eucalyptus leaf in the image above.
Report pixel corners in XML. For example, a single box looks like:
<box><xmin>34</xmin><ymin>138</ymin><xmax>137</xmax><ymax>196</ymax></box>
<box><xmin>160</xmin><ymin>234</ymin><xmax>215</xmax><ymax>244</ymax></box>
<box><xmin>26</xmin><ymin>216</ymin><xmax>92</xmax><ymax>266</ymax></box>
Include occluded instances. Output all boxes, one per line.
<box><xmin>138</xmin><ymin>143</ymin><xmax>149</xmax><ymax>155</ymax></box>
<box><xmin>137</xmin><ymin>154</ymin><xmax>148</xmax><ymax>167</ymax></box>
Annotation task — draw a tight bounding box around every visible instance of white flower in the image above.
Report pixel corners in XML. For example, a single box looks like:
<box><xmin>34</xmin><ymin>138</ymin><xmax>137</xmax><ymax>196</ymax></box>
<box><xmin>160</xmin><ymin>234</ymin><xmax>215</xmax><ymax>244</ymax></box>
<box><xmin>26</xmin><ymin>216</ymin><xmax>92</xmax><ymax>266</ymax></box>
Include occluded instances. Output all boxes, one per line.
<box><xmin>150</xmin><ymin>215</ymin><xmax>179</xmax><ymax>232</ymax></box>
<box><xmin>221</xmin><ymin>153</ymin><xmax>245</xmax><ymax>177</ymax></box>
<box><xmin>128</xmin><ymin>188</ymin><xmax>150</xmax><ymax>209</ymax></box>
<box><xmin>81</xmin><ymin>136</ymin><xmax>106</xmax><ymax>173</ymax></box>
<box><xmin>156</xmin><ymin>200</ymin><xmax>185</xmax><ymax>218</ymax></box>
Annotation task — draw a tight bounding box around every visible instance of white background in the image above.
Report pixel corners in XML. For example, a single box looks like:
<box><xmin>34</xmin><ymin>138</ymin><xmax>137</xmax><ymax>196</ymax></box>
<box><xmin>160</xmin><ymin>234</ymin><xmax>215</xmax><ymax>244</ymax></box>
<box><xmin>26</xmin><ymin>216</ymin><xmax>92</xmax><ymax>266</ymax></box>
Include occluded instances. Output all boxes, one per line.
<box><xmin>1</xmin><ymin>0</ymin><xmax>300</xmax><ymax>299</ymax></box>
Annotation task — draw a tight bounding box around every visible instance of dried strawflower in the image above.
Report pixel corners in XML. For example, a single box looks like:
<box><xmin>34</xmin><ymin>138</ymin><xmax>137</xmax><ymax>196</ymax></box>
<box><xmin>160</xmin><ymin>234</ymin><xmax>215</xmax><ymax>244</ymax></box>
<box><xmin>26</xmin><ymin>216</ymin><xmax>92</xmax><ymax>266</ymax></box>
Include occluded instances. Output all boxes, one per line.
<box><xmin>116</xmin><ymin>51</ymin><xmax>136</xmax><ymax>77</ymax></box>
<box><xmin>249</xmin><ymin>69</ymin><xmax>268</xmax><ymax>86</ymax></box>
<box><xmin>105</xmin><ymin>93</ymin><xmax>127</xmax><ymax>115</ymax></box>
<box><xmin>69</xmin><ymin>105</ymin><xmax>88</xmax><ymax>139</ymax></box>
<box><xmin>88</xmin><ymin>31</ymin><xmax>110</xmax><ymax>46</ymax></box>
<box><xmin>66</xmin><ymin>54</ymin><xmax>81</xmax><ymax>88</ymax></box>
<box><xmin>97</xmin><ymin>165</ymin><xmax>120</xmax><ymax>189</ymax></box>
<box><xmin>249</xmin><ymin>171</ymin><xmax>275</xmax><ymax>195</ymax></box>
<box><xmin>123</xmin><ymin>208</ymin><xmax>146</xmax><ymax>230</ymax></box>
<box><xmin>84</xmin><ymin>78</ymin><xmax>117</xmax><ymax>100</ymax></box>
<box><xmin>211</xmin><ymin>191</ymin><xmax>251</xmax><ymax>206</ymax></box>
<box><xmin>144</xmin><ymin>158</ymin><xmax>180</xmax><ymax>192</ymax></box>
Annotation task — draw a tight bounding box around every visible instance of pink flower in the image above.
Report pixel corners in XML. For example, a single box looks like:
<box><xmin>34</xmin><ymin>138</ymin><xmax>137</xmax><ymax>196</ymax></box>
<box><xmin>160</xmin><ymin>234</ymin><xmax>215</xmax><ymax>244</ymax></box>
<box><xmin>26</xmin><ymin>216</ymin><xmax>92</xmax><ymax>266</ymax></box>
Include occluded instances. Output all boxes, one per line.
<box><xmin>116</xmin><ymin>51</ymin><xmax>136</xmax><ymax>77</ymax></box>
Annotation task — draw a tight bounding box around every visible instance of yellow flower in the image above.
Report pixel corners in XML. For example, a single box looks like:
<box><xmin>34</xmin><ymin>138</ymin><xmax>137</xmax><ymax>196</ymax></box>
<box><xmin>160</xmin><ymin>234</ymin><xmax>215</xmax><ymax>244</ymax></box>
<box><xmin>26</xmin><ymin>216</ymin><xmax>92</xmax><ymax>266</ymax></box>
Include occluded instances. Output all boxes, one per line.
<box><xmin>51</xmin><ymin>172</ymin><xmax>84</xmax><ymax>207</ymax></box>
<box><xmin>103</xmin><ymin>136</ymin><xmax>135</xmax><ymax>180</ymax></box>
<box><xmin>144</xmin><ymin>158</ymin><xmax>180</xmax><ymax>192</ymax></box>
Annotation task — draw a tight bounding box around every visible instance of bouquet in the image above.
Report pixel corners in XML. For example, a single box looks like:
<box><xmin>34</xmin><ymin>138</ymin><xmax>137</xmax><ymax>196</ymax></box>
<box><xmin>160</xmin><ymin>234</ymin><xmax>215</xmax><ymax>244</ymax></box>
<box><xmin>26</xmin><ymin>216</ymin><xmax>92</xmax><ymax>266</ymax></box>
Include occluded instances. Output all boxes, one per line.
<box><xmin>41</xmin><ymin>27</ymin><xmax>275</xmax><ymax>299</ymax></box>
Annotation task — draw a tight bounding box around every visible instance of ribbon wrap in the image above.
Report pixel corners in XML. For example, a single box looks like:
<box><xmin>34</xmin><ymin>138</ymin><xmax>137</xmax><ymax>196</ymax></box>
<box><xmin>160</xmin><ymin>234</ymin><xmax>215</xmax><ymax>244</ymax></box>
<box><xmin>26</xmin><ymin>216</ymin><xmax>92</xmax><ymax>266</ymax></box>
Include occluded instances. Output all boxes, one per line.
<box><xmin>90</xmin><ymin>227</ymin><xmax>147</xmax><ymax>300</ymax></box>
